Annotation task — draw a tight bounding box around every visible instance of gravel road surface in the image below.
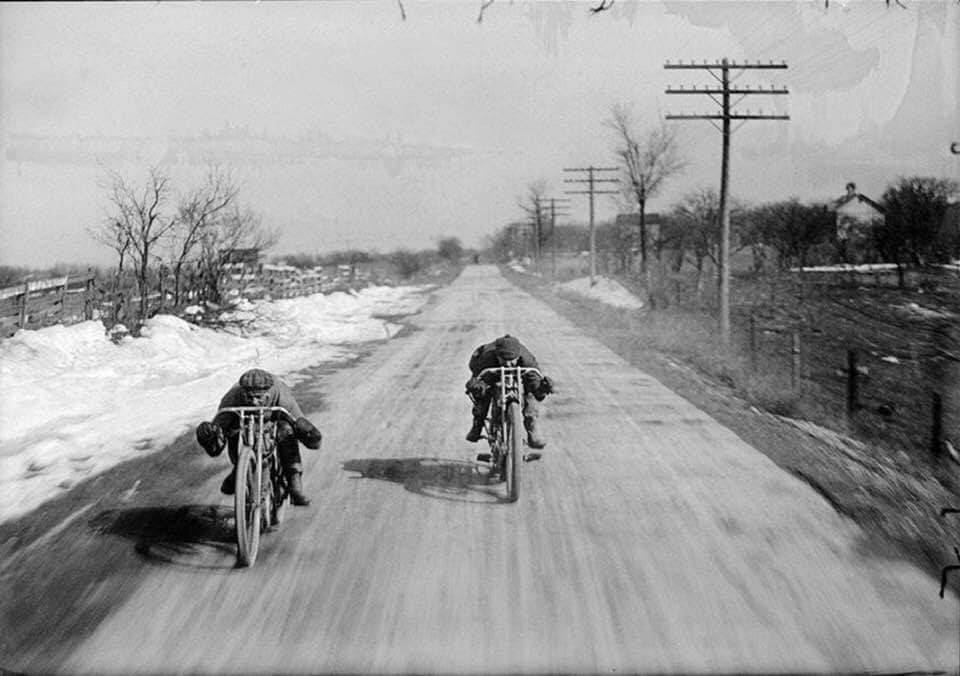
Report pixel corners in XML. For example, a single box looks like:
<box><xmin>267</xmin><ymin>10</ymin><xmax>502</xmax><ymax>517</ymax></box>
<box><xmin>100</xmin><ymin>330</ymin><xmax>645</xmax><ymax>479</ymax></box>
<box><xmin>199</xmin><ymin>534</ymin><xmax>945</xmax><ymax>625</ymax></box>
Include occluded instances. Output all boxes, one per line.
<box><xmin>3</xmin><ymin>265</ymin><xmax>956</xmax><ymax>674</ymax></box>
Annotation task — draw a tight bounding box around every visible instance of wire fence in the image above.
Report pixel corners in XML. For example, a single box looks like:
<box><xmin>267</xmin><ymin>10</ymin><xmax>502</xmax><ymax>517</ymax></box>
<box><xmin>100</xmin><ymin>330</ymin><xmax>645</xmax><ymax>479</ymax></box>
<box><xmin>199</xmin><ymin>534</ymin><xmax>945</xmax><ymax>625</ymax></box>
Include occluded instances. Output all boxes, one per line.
<box><xmin>533</xmin><ymin>251</ymin><xmax>960</xmax><ymax>459</ymax></box>
<box><xmin>702</xmin><ymin>266</ymin><xmax>958</xmax><ymax>459</ymax></box>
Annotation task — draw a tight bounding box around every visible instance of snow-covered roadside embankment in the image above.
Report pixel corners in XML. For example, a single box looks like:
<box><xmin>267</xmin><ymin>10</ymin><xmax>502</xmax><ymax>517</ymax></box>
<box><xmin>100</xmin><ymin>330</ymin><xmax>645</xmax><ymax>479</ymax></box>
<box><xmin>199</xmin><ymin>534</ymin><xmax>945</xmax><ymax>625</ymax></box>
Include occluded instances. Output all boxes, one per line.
<box><xmin>0</xmin><ymin>285</ymin><xmax>431</xmax><ymax>524</ymax></box>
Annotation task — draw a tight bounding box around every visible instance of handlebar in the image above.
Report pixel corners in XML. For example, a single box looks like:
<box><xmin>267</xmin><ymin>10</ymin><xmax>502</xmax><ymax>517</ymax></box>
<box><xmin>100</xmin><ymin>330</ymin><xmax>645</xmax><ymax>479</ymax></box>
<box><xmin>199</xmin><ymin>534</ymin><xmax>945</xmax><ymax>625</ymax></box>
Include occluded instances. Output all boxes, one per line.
<box><xmin>476</xmin><ymin>366</ymin><xmax>543</xmax><ymax>379</ymax></box>
<box><xmin>217</xmin><ymin>406</ymin><xmax>295</xmax><ymax>423</ymax></box>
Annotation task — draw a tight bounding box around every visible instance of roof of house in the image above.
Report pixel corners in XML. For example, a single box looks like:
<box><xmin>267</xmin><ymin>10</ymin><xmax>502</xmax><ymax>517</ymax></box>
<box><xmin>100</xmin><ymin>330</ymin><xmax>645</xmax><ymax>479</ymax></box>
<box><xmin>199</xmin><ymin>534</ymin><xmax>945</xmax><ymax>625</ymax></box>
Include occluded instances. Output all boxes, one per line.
<box><xmin>834</xmin><ymin>183</ymin><xmax>885</xmax><ymax>214</ymax></box>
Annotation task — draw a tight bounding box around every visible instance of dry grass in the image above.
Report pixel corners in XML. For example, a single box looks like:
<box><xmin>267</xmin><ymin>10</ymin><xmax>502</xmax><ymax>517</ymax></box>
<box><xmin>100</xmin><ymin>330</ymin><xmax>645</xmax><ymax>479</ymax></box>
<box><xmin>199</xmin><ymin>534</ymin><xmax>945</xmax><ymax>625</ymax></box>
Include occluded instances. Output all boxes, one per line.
<box><xmin>502</xmin><ymin>263</ymin><xmax>960</xmax><ymax>585</ymax></box>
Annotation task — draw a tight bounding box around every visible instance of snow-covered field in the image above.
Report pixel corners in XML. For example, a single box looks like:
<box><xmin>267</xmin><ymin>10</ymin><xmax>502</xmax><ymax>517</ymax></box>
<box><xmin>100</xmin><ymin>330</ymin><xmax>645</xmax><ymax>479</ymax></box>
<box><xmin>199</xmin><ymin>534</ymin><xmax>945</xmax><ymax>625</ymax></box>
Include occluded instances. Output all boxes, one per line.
<box><xmin>0</xmin><ymin>285</ymin><xmax>431</xmax><ymax>524</ymax></box>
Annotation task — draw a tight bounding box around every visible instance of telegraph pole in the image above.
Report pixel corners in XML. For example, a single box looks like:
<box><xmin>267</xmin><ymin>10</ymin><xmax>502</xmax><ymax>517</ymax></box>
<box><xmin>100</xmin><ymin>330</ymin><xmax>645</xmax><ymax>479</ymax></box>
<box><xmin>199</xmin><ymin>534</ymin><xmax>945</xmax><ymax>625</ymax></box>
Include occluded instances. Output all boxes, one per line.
<box><xmin>527</xmin><ymin>209</ymin><xmax>543</xmax><ymax>275</ymax></box>
<box><xmin>564</xmin><ymin>166</ymin><xmax>619</xmax><ymax>286</ymax></box>
<box><xmin>664</xmin><ymin>58</ymin><xmax>788</xmax><ymax>346</ymax></box>
<box><xmin>545</xmin><ymin>197</ymin><xmax>571</xmax><ymax>278</ymax></box>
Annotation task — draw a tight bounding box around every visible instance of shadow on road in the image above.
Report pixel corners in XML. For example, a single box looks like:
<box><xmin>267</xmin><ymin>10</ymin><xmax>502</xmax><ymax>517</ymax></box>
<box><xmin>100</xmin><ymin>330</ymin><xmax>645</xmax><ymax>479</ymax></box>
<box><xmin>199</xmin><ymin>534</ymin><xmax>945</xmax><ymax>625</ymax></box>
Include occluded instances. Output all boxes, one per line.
<box><xmin>342</xmin><ymin>457</ymin><xmax>512</xmax><ymax>504</ymax></box>
<box><xmin>90</xmin><ymin>504</ymin><xmax>236</xmax><ymax>569</ymax></box>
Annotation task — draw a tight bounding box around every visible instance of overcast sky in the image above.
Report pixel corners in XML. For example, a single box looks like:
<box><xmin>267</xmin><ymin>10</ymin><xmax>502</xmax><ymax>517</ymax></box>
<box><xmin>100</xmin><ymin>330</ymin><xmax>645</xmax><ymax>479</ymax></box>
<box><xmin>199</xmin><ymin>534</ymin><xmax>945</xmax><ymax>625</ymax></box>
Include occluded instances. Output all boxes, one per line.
<box><xmin>1</xmin><ymin>0</ymin><xmax>957</xmax><ymax>269</ymax></box>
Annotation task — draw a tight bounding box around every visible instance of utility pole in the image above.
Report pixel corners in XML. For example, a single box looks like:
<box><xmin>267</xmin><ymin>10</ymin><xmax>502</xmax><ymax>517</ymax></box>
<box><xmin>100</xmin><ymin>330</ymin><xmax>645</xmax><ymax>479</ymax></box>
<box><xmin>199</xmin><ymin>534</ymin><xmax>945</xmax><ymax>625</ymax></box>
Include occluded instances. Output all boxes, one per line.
<box><xmin>564</xmin><ymin>166</ymin><xmax>619</xmax><ymax>286</ymax></box>
<box><xmin>544</xmin><ymin>197</ymin><xmax>571</xmax><ymax>278</ymax></box>
<box><xmin>526</xmin><ymin>210</ymin><xmax>543</xmax><ymax>275</ymax></box>
<box><xmin>664</xmin><ymin>58</ymin><xmax>788</xmax><ymax>346</ymax></box>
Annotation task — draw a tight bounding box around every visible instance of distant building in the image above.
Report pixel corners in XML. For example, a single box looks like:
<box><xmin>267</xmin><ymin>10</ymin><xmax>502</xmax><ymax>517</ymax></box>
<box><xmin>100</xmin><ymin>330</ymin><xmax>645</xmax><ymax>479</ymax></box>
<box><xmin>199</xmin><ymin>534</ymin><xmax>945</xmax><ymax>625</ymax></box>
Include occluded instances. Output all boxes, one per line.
<box><xmin>220</xmin><ymin>248</ymin><xmax>261</xmax><ymax>267</ymax></box>
<box><xmin>615</xmin><ymin>212</ymin><xmax>661</xmax><ymax>249</ymax></box>
<box><xmin>833</xmin><ymin>183</ymin><xmax>885</xmax><ymax>263</ymax></box>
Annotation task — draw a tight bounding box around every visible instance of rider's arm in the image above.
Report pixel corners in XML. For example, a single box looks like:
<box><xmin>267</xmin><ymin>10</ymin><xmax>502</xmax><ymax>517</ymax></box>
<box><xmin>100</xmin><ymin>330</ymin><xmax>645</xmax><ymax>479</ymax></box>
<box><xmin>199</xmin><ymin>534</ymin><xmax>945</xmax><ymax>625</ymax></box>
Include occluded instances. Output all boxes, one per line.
<box><xmin>212</xmin><ymin>385</ymin><xmax>245</xmax><ymax>429</ymax></box>
<box><xmin>274</xmin><ymin>381</ymin><xmax>305</xmax><ymax>420</ymax></box>
<box><xmin>467</xmin><ymin>344</ymin><xmax>488</xmax><ymax>375</ymax></box>
<box><xmin>517</xmin><ymin>345</ymin><xmax>540</xmax><ymax>370</ymax></box>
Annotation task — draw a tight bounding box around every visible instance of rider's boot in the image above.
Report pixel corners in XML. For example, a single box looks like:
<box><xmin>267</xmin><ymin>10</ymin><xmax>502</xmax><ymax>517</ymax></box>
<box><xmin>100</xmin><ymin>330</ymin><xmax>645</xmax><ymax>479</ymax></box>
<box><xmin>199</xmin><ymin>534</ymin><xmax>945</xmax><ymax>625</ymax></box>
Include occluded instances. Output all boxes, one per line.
<box><xmin>466</xmin><ymin>415</ymin><xmax>485</xmax><ymax>443</ymax></box>
<box><xmin>524</xmin><ymin>416</ymin><xmax>546</xmax><ymax>450</ymax></box>
<box><xmin>287</xmin><ymin>469</ymin><xmax>311</xmax><ymax>507</ymax></box>
<box><xmin>220</xmin><ymin>467</ymin><xmax>236</xmax><ymax>495</ymax></box>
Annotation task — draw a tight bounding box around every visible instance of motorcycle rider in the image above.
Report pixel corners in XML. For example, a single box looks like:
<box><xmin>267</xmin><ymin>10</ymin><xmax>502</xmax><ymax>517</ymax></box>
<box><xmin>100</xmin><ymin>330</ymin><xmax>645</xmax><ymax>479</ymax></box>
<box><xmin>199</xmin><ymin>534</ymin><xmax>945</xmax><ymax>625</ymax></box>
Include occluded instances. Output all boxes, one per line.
<box><xmin>195</xmin><ymin>368</ymin><xmax>322</xmax><ymax>506</ymax></box>
<box><xmin>464</xmin><ymin>334</ymin><xmax>554</xmax><ymax>450</ymax></box>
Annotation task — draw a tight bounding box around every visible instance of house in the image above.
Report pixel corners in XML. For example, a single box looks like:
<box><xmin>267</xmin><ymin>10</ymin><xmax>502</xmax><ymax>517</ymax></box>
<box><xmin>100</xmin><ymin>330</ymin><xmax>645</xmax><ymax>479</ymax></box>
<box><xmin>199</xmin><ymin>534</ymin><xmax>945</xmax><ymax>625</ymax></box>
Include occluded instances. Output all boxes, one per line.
<box><xmin>833</xmin><ymin>183</ymin><xmax>885</xmax><ymax>263</ymax></box>
<box><xmin>615</xmin><ymin>212</ymin><xmax>661</xmax><ymax>245</ymax></box>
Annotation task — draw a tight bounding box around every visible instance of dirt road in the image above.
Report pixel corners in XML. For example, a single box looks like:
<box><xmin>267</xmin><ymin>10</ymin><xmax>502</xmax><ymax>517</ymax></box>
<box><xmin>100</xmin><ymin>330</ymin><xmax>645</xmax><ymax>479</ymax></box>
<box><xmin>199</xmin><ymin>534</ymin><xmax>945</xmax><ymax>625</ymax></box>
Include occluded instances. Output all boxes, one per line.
<box><xmin>4</xmin><ymin>265</ymin><xmax>957</xmax><ymax>673</ymax></box>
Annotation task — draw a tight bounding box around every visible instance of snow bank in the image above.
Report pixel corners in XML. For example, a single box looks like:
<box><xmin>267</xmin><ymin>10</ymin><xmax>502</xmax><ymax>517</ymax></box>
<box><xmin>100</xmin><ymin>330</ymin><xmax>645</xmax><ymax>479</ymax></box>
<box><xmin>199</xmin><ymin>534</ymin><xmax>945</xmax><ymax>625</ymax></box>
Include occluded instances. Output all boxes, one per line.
<box><xmin>0</xmin><ymin>284</ymin><xmax>431</xmax><ymax>524</ymax></box>
<box><xmin>556</xmin><ymin>276</ymin><xmax>644</xmax><ymax>310</ymax></box>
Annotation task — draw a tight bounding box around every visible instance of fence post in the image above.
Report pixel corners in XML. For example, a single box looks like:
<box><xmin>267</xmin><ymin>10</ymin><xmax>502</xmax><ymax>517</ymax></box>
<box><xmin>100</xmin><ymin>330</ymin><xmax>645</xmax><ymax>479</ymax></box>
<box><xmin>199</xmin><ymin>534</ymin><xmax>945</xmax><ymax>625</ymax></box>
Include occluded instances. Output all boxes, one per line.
<box><xmin>59</xmin><ymin>274</ymin><xmax>69</xmax><ymax>323</ymax></box>
<box><xmin>932</xmin><ymin>392</ymin><xmax>944</xmax><ymax>456</ymax></box>
<box><xmin>83</xmin><ymin>274</ymin><xmax>95</xmax><ymax>320</ymax></box>
<box><xmin>749</xmin><ymin>313</ymin><xmax>757</xmax><ymax>371</ymax></box>
<box><xmin>847</xmin><ymin>349</ymin><xmax>859</xmax><ymax>414</ymax></box>
<box><xmin>18</xmin><ymin>282</ymin><xmax>29</xmax><ymax>329</ymax></box>
<box><xmin>791</xmin><ymin>332</ymin><xmax>801</xmax><ymax>390</ymax></box>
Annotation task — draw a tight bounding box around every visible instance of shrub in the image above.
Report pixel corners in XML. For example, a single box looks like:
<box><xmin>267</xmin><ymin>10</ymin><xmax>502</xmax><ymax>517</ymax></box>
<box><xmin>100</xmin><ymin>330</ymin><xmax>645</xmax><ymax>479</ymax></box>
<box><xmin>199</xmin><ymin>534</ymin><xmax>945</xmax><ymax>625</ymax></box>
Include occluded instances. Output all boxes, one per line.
<box><xmin>390</xmin><ymin>249</ymin><xmax>424</xmax><ymax>278</ymax></box>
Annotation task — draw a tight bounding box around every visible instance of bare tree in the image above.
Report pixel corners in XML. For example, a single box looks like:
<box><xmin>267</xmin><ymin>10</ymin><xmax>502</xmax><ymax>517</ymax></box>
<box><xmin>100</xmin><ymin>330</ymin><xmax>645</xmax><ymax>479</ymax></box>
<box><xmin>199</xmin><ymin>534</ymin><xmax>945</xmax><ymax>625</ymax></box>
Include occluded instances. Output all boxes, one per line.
<box><xmin>195</xmin><ymin>205</ymin><xmax>278</xmax><ymax>304</ymax></box>
<box><xmin>517</xmin><ymin>181</ymin><xmax>548</xmax><ymax>271</ymax></box>
<box><xmin>606</xmin><ymin>103</ymin><xmax>685</xmax><ymax>278</ymax></box>
<box><xmin>169</xmin><ymin>165</ymin><xmax>240</xmax><ymax>304</ymax></box>
<box><xmin>672</xmin><ymin>187</ymin><xmax>749</xmax><ymax>300</ymax></box>
<box><xmin>88</xmin><ymin>215</ymin><xmax>133</xmax><ymax>296</ymax></box>
<box><xmin>99</xmin><ymin>166</ymin><xmax>177</xmax><ymax>329</ymax></box>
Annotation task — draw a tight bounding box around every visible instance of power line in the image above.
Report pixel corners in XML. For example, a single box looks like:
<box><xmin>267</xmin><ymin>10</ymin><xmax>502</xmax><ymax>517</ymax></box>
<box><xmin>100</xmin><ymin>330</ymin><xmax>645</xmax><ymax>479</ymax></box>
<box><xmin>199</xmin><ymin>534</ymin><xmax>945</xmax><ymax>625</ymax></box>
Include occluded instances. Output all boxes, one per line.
<box><xmin>665</xmin><ymin>58</ymin><xmax>790</xmax><ymax>346</ymax></box>
<box><xmin>542</xmin><ymin>197</ymin><xmax>571</xmax><ymax>277</ymax></box>
<box><xmin>563</xmin><ymin>166</ymin><xmax>619</xmax><ymax>286</ymax></box>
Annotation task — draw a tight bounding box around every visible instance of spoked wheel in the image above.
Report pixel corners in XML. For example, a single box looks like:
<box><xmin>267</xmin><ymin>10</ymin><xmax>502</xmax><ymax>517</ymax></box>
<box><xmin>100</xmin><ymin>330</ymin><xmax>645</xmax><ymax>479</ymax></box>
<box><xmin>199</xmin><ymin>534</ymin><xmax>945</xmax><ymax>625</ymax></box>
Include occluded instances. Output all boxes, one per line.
<box><xmin>505</xmin><ymin>401</ymin><xmax>521</xmax><ymax>502</ymax></box>
<box><xmin>261</xmin><ymin>473</ymin><xmax>274</xmax><ymax>532</ymax></box>
<box><xmin>234</xmin><ymin>443</ymin><xmax>262</xmax><ymax>567</ymax></box>
<box><xmin>270</xmin><ymin>464</ymin><xmax>287</xmax><ymax>528</ymax></box>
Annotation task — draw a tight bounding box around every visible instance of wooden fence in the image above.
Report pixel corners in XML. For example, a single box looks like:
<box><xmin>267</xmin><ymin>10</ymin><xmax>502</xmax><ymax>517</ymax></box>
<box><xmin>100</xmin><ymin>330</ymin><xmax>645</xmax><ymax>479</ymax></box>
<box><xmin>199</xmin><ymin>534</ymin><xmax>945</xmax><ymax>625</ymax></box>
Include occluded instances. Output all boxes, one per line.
<box><xmin>0</xmin><ymin>263</ymin><xmax>379</xmax><ymax>339</ymax></box>
<box><xmin>0</xmin><ymin>275</ymin><xmax>99</xmax><ymax>338</ymax></box>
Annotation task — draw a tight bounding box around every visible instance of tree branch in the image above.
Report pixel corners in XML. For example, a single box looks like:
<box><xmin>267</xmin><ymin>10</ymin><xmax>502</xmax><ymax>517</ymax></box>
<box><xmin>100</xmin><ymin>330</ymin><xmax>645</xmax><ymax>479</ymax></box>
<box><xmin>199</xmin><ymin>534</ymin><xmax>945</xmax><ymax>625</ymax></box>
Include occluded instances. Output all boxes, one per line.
<box><xmin>478</xmin><ymin>0</ymin><xmax>495</xmax><ymax>23</ymax></box>
<box><xmin>590</xmin><ymin>0</ymin><xmax>614</xmax><ymax>14</ymax></box>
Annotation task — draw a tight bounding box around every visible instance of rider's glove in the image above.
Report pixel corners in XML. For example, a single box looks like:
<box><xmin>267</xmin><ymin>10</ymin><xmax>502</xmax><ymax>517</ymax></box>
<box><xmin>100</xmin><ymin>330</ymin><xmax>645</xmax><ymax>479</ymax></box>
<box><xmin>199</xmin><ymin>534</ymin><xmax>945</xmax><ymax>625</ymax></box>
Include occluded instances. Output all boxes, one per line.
<box><xmin>294</xmin><ymin>417</ymin><xmax>323</xmax><ymax>450</ymax></box>
<box><xmin>196</xmin><ymin>421</ymin><xmax>225</xmax><ymax>457</ymax></box>
<box><xmin>465</xmin><ymin>376</ymin><xmax>488</xmax><ymax>399</ymax></box>
<box><xmin>534</xmin><ymin>375</ymin><xmax>554</xmax><ymax>401</ymax></box>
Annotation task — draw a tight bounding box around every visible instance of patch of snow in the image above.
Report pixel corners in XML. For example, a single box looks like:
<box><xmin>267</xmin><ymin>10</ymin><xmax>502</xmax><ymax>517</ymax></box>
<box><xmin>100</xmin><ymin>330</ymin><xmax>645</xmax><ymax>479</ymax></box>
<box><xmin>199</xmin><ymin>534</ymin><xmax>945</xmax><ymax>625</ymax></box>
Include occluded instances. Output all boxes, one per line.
<box><xmin>556</xmin><ymin>276</ymin><xmax>644</xmax><ymax>310</ymax></box>
<box><xmin>899</xmin><ymin>302</ymin><xmax>955</xmax><ymax>320</ymax></box>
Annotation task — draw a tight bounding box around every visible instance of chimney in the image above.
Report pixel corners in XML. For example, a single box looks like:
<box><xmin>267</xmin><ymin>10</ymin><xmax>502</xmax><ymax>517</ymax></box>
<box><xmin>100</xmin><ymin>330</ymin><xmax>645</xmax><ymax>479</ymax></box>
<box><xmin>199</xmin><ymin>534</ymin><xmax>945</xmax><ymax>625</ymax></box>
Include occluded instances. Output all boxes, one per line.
<box><xmin>845</xmin><ymin>182</ymin><xmax>857</xmax><ymax>197</ymax></box>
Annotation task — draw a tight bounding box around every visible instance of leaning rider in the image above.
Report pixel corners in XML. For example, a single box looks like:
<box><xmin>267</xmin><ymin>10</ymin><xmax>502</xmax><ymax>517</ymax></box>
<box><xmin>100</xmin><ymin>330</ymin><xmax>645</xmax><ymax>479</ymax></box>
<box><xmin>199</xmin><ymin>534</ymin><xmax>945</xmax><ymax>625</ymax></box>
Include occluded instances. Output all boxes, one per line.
<box><xmin>195</xmin><ymin>368</ymin><xmax>322</xmax><ymax>506</ymax></box>
<box><xmin>464</xmin><ymin>334</ymin><xmax>554</xmax><ymax>450</ymax></box>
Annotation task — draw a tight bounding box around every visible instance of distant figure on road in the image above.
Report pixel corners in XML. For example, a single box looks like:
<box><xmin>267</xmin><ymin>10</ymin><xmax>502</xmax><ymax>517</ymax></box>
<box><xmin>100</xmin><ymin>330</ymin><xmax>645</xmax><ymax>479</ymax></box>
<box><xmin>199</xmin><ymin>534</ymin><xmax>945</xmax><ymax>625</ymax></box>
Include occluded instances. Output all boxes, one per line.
<box><xmin>195</xmin><ymin>368</ymin><xmax>323</xmax><ymax>506</ymax></box>
<box><xmin>464</xmin><ymin>334</ymin><xmax>554</xmax><ymax>450</ymax></box>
